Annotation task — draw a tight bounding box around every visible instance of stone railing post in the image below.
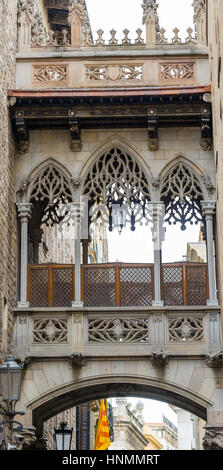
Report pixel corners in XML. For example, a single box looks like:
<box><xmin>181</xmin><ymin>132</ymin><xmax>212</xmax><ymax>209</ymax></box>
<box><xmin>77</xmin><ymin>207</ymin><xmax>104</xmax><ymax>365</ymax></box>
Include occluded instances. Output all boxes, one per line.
<box><xmin>17</xmin><ymin>203</ymin><xmax>32</xmax><ymax>308</ymax></box>
<box><xmin>150</xmin><ymin>203</ymin><xmax>165</xmax><ymax>307</ymax></box>
<box><xmin>70</xmin><ymin>203</ymin><xmax>84</xmax><ymax>307</ymax></box>
<box><xmin>201</xmin><ymin>201</ymin><xmax>218</xmax><ymax>306</ymax></box>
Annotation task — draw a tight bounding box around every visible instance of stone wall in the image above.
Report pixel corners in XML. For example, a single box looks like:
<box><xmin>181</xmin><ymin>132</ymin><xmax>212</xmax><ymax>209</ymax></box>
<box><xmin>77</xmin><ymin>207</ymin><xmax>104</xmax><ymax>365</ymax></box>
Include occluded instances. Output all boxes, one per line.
<box><xmin>208</xmin><ymin>1</ymin><xmax>223</xmax><ymax>309</ymax></box>
<box><xmin>0</xmin><ymin>0</ymin><xmax>17</xmax><ymax>358</ymax></box>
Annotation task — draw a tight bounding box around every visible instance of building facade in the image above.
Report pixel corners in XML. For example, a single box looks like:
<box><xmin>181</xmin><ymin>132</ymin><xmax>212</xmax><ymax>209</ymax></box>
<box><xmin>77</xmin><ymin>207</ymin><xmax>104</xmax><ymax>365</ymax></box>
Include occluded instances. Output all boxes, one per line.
<box><xmin>0</xmin><ymin>0</ymin><xmax>223</xmax><ymax>451</ymax></box>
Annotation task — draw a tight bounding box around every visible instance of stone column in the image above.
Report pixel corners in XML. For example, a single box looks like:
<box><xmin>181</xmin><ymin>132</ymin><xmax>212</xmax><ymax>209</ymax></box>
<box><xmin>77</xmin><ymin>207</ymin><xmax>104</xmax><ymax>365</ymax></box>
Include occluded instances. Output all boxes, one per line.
<box><xmin>150</xmin><ymin>203</ymin><xmax>165</xmax><ymax>307</ymax></box>
<box><xmin>17</xmin><ymin>203</ymin><xmax>32</xmax><ymax>308</ymax></box>
<box><xmin>71</xmin><ymin>203</ymin><xmax>84</xmax><ymax>308</ymax></box>
<box><xmin>201</xmin><ymin>201</ymin><xmax>218</xmax><ymax>306</ymax></box>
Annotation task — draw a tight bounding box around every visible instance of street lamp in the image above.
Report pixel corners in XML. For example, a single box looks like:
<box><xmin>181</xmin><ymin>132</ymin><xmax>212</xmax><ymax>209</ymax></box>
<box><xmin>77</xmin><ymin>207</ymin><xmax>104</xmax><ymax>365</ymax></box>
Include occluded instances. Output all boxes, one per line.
<box><xmin>0</xmin><ymin>356</ymin><xmax>24</xmax><ymax>447</ymax></box>
<box><xmin>54</xmin><ymin>422</ymin><xmax>73</xmax><ymax>450</ymax></box>
<box><xmin>112</xmin><ymin>204</ymin><xmax>127</xmax><ymax>234</ymax></box>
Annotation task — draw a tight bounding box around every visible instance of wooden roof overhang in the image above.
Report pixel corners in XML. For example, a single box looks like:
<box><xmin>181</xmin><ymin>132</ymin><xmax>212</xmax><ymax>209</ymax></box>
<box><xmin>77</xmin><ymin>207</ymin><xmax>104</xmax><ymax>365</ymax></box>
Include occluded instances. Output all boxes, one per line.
<box><xmin>8</xmin><ymin>85</ymin><xmax>212</xmax><ymax>154</ymax></box>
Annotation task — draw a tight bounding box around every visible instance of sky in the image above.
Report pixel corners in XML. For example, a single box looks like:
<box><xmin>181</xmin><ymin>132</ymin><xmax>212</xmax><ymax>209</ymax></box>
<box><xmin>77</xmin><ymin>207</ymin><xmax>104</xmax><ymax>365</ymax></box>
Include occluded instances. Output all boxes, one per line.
<box><xmin>86</xmin><ymin>0</ymin><xmax>195</xmax><ymax>427</ymax></box>
<box><xmin>87</xmin><ymin>0</ymin><xmax>194</xmax><ymax>41</ymax></box>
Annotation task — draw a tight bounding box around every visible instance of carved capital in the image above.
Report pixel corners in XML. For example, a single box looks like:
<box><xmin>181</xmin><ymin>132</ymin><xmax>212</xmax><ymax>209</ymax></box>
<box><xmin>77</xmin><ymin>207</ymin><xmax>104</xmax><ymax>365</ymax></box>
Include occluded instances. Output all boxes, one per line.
<box><xmin>206</xmin><ymin>350</ymin><xmax>223</xmax><ymax>368</ymax></box>
<box><xmin>203</xmin><ymin>427</ymin><xmax>223</xmax><ymax>450</ymax></box>
<box><xmin>17</xmin><ymin>203</ymin><xmax>33</xmax><ymax>222</ymax></box>
<box><xmin>201</xmin><ymin>201</ymin><xmax>216</xmax><ymax>219</ymax></box>
<box><xmin>70</xmin><ymin>353</ymin><xmax>87</xmax><ymax>368</ymax></box>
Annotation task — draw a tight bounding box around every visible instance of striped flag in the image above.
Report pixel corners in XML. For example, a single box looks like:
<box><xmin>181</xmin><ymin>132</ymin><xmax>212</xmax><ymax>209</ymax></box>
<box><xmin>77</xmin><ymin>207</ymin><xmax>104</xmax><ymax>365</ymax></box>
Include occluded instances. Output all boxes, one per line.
<box><xmin>94</xmin><ymin>399</ymin><xmax>111</xmax><ymax>450</ymax></box>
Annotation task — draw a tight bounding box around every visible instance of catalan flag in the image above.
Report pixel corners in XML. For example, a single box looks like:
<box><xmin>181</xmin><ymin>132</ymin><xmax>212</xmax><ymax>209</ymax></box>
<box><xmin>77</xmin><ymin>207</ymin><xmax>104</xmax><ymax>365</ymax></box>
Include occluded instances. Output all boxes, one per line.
<box><xmin>94</xmin><ymin>399</ymin><xmax>111</xmax><ymax>450</ymax></box>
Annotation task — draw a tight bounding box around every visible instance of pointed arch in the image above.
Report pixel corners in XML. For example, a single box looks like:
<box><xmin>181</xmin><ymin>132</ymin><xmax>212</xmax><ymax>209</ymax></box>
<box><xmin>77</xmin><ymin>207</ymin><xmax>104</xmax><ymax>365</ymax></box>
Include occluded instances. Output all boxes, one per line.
<box><xmin>80</xmin><ymin>137</ymin><xmax>152</xmax><ymax>205</ymax></box>
<box><xmin>158</xmin><ymin>154</ymin><xmax>209</xmax><ymax>201</ymax></box>
<box><xmin>26</xmin><ymin>158</ymin><xmax>75</xmax><ymax>203</ymax></box>
<box><xmin>158</xmin><ymin>155</ymin><xmax>208</xmax><ymax>231</ymax></box>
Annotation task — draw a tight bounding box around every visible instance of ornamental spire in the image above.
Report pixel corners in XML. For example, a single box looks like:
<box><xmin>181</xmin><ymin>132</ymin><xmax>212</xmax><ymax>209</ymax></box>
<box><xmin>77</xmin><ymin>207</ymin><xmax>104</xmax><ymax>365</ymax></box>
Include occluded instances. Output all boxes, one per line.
<box><xmin>141</xmin><ymin>0</ymin><xmax>160</xmax><ymax>46</ymax></box>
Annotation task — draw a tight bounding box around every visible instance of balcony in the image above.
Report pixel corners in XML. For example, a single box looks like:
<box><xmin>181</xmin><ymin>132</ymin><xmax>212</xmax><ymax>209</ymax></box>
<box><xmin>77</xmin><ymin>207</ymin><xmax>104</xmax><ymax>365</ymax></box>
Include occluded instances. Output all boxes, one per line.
<box><xmin>27</xmin><ymin>262</ymin><xmax>209</xmax><ymax>308</ymax></box>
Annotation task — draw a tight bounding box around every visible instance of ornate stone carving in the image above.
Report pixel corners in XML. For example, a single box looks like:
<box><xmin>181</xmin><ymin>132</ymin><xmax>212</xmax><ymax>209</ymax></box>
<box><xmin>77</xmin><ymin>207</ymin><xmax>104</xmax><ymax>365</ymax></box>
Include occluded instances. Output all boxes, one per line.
<box><xmin>122</xmin><ymin>29</ymin><xmax>131</xmax><ymax>45</ymax></box>
<box><xmin>185</xmin><ymin>27</ymin><xmax>197</xmax><ymax>44</ymax></box>
<box><xmin>96</xmin><ymin>29</ymin><xmax>105</xmax><ymax>45</ymax></box>
<box><xmin>83</xmin><ymin>147</ymin><xmax>150</xmax><ymax>206</ymax></box>
<box><xmin>142</xmin><ymin>0</ymin><xmax>160</xmax><ymax>45</ymax></box>
<box><xmin>33</xmin><ymin>65</ymin><xmax>68</xmax><ymax>82</ymax></box>
<box><xmin>200</xmin><ymin>106</ymin><xmax>213</xmax><ymax>151</ymax></box>
<box><xmin>160</xmin><ymin>63</ymin><xmax>194</xmax><ymax>81</ymax></box>
<box><xmin>88</xmin><ymin>317</ymin><xmax>150</xmax><ymax>343</ymax></box>
<box><xmin>201</xmin><ymin>175</ymin><xmax>215</xmax><ymax>196</ymax></box>
<box><xmin>160</xmin><ymin>163</ymin><xmax>203</xmax><ymax>230</ymax></box>
<box><xmin>15</xmin><ymin>110</ymin><xmax>29</xmax><ymax>154</ymax></box>
<box><xmin>171</xmin><ymin>27</ymin><xmax>182</xmax><ymax>44</ymax></box>
<box><xmin>193</xmin><ymin>0</ymin><xmax>207</xmax><ymax>45</ymax></box>
<box><xmin>28</xmin><ymin>164</ymin><xmax>73</xmax><ymax>205</ymax></box>
<box><xmin>68</xmin><ymin>110</ymin><xmax>82</xmax><ymax>151</ymax></box>
<box><xmin>70</xmin><ymin>353</ymin><xmax>87</xmax><ymax>367</ymax></box>
<box><xmin>148</xmin><ymin>108</ymin><xmax>159</xmax><ymax>151</ymax></box>
<box><xmin>135</xmin><ymin>29</ymin><xmax>145</xmax><ymax>45</ymax></box>
<box><xmin>68</xmin><ymin>0</ymin><xmax>93</xmax><ymax>46</ymax></box>
<box><xmin>109</xmin><ymin>29</ymin><xmax>118</xmax><ymax>45</ymax></box>
<box><xmin>86</xmin><ymin>64</ymin><xmax>143</xmax><ymax>81</ymax></box>
<box><xmin>33</xmin><ymin>319</ymin><xmax>68</xmax><ymax>343</ymax></box>
<box><xmin>203</xmin><ymin>427</ymin><xmax>223</xmax><ymax>450</ymax></box>
<box><xmin>168</xmin><ymin>316</ymin><xmax>204</xmax><ymax>342</ymax></box>
<box><xmin>206</xmin><ymin>350</ymin><xmax>223</xmax><ymax>368</ymax></box>
<box><xmin>152</xmin><ymin>349</ymin><xmax>169</xmax><ymax>366</ymax></box>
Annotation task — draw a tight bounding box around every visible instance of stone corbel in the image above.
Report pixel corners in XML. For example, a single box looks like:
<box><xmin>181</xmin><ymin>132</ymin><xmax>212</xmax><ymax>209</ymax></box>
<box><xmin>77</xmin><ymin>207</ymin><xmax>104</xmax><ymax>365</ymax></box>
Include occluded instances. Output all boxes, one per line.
<box><xmin>70</xmin><ymin>353</ymin><xmax>87</xmax><ymax>368</ymax></box>
<box><xmin>151</xmin><ymin>349</ymin><xmax>169</xmax><ymax>367</ymax></box>
<box><xmin>203</xmin><ymin>426</ymin><xmax>223</xmax><ymax>450</ymax></box>
<box><xmin>68</xmin><ymin>110</ymin><xmax>82</xmax><ymax>152</ymax></box>
<box><xmin>148</xmin><ymin>108</ymin><xmax>159</xmax><ymax>151</ymax></box>
<box><xmin>206</xmin><ymin>350</ymin><xmax>223</xmax><ymax>368</ymax></box>
<box><xmin>200</xmin><ymin>106</ymin><xmax>213</xmax><ymax>151</ymax></box>
<box><xmin>15</xmin><ymin>110</ymin><xmax>29</xmax><ymax>154</ymax></box>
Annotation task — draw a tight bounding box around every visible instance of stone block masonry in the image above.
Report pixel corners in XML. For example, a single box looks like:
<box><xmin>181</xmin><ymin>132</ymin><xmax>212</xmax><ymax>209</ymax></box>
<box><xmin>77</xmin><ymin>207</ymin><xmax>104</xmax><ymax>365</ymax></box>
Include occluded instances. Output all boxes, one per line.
<box><xmin>0</xmin><ymin>0</ymin><xmax>17</xmax><ymax>359</ymax></box>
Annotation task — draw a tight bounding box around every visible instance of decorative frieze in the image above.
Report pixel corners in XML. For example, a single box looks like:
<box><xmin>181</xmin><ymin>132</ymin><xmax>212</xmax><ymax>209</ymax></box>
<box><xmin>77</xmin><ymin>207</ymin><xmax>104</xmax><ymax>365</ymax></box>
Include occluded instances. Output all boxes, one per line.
<box><xmin>85</xmin><ymin>64</ymin><xmax>143</xmax><ymax>81</ymax></box>
<box><xmin>33</xmin><ymin>65</ymin><xmax>68</xmax><ymax>83</ymax></box>
<box><xmin>168</xmin><ymin>316</ymin><xmax>204</xmax><ymax>342</ymax></box>
<box><xmin>88</xmin><ymin>318</ymin><xmax>150</xmax><ymax>343</ymax></box>
<box><xmin>160</xmin><ymin>62</ymin><xmax>195</xmax><ymax>81</ymax></box>
<box><xmin>33</xmin><ymin>319</ymin><xmax>68</xmax><ymax>343</ymax></box>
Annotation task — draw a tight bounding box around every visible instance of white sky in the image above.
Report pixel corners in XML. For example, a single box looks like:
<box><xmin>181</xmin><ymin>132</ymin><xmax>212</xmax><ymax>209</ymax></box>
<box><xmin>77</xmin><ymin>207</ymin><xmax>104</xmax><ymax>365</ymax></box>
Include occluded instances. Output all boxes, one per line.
<box><xmin>87</xmin><ymin>0</ymin><xmax>194</xmax><ymax>41</ymax></box>
<box><xmin>87</xmin><ymin>0</ymin><xmax>197</xmax><ymax>428</ymax></box>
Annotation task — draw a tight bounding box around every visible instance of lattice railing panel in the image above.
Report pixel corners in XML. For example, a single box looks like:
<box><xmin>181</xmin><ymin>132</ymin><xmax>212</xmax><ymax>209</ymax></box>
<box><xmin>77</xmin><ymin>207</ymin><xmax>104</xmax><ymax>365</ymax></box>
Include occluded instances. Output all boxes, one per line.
<box><xmin>29</xmin><ymin>268</ymin><xmax>49</xmax><ymax>307</ymax></box>
<box><xmin>88</xmin><ymin>317</ymin><xmax>150</xmax><ymax>343</ymax></box>
<box><xmin>162</xmin><ymin>266</ymin><xmax>183</xmax><ymax>306</ymax></box>
<box><xmin>53</xmin><ymin>267</ymin><xmax>73</xmax><ymax>307</ymax></box>
<box><xmin>83</xmin><ymin>267</ymin><xmax>116</xmax><ymax>307</ymax></box>
<box><xmin>33</xmin><ymin>318</ymin><xmax>68</xmax><ymax>343</ymax></box>
<box><xmin>168</xmin><ymin>316</ymin><xmax>204</xmax><ymax>342</ymax></box>
<box><xmin>120</xmin><ymin>266</ymin><xmax>153</xmax><ymax>306</ymax></box>
<box><xmin>187</xmin><ymin>265</ymin><xmax>207</xmax><ymax>305</ymax></box>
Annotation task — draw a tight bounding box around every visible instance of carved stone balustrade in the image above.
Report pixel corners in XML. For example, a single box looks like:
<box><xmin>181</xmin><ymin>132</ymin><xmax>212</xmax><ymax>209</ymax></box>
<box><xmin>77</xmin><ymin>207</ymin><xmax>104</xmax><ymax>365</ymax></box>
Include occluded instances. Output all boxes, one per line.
<box><xmin>14</xmin><ymin>307</ymin><xmax>222</xmax><ymax>361</ymax></box>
